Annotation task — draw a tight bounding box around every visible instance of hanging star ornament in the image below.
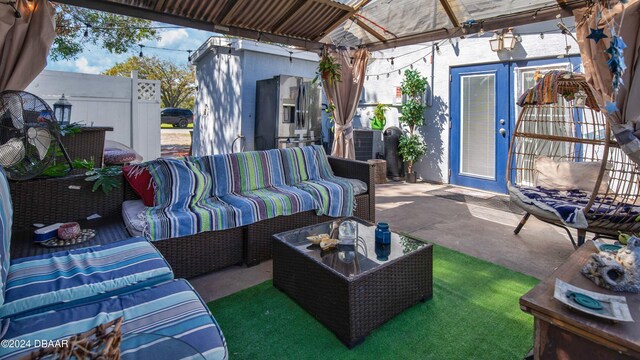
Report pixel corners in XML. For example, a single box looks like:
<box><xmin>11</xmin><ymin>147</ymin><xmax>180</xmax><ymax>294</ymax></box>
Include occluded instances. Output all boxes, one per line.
<box><xmin>587</xmin><ymin>28</ymin><xmax>608</xmax><ymax>43</ymax></box>
<box><xmin>605</xmin><ymin>30</ymin><xmax>628</xmax><ymax>92</ymax></box>
<box><xmin>605</xmin><ymin>101</ymin><xmax>619</xmax><ymax>114</ymax></box>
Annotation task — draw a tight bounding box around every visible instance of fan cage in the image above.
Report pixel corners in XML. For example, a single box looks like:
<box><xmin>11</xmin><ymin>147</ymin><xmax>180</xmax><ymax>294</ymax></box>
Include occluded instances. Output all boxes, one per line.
<box><xmin>507</xmin><ymin>77</ymin><xmax>640</xmax><ymax>236</ymax></box>
<box><xmin>0</xmin><ymin>91</ymin><xmax>59</xmax><ymax>180</ymax></box>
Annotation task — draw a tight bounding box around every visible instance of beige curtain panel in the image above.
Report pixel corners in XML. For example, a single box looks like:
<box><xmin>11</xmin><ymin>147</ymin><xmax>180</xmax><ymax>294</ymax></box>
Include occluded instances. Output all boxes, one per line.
<box><xmin>322</xmin><ymin>48</ymin><xmax>369</xmax><ymax>159</ymax></box>
<box><xmin>0</xmin><ymin>0</ymin><xmax>56</xmax><ymax>91</ymax></box>
<box><xmin>574</xmin><ymin>1</ymin><xmax>640</xmax><ymax>163</ymax></box>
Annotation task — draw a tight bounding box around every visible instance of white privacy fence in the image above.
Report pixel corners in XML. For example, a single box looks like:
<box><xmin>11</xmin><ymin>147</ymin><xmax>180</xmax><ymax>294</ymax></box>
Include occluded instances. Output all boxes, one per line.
<box><xmin>26</xmin><ymin>70</ymin><xmax>161</xmax><ymax>161</ymax></box>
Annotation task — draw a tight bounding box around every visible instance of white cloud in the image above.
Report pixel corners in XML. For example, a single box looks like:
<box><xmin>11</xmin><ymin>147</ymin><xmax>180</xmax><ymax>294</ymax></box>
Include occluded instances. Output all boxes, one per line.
<box><xmin>158</xmin><ymin>29</ymin><xmax>189</xmax><ymax>47</ymax></box>
<box><xmin>74</xmin><ymin>57</ymin><xmax>102</xmax><ymax>74</ymax></box>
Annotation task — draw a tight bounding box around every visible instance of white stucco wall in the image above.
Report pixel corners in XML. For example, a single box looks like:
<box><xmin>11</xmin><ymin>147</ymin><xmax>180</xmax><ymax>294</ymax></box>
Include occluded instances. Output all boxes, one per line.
<box><xmin>192</xmin><ymin>39</ymin><xmax>319</xmax><ymax>155</ymax></box>
<box><xmin>361</xmin><ymin>18</ymin><xmax>581</xmax><ymax>184</ymax></box>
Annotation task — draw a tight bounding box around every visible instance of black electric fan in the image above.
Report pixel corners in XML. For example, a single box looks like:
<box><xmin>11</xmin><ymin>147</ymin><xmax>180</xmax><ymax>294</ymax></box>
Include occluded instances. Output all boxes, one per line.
<box><xmin>0</xmin><ymin>91</ymin><xmax>72</xmax><ymax>180</ymax></box>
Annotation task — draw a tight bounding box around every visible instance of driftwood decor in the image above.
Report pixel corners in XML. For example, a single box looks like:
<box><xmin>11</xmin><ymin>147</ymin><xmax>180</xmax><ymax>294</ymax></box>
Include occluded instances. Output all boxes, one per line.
<box><xmin>26</xmin><ymin>317</ymin><xmax>123</xmax><ymax>360</ymax></box>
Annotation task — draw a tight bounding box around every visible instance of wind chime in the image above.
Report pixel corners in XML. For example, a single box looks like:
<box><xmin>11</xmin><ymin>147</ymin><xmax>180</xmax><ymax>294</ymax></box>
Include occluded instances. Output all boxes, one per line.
<box><xmin>585</xmin><ymin>0</ymin><xmax>629</xmax><ymax>114</ymax></box>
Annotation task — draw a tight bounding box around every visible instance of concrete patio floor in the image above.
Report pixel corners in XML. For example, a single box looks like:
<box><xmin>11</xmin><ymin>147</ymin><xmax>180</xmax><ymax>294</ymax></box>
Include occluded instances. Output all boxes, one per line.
<box><xmin>191</xmin><ymin>181</ymin><xmax>578</xmax><ymax>303</ymax></box>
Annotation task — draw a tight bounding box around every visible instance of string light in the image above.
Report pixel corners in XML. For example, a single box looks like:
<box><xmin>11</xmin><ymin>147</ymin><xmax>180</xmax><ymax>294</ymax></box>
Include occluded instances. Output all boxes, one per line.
<box><xmin>289</xmin><ymin>51</ymin><xmax>293</xmax><ymax>63</ymax></box>
<box><xmin>478</xmin><ymin>21</ymin><xmax>485</xmax><ymax>37</ymax></box>
<box><xmin>376</xmin><ymin>75</ymin><xmax>379</xmax><ymax>80</ymax></box>
<box><xmin>138</xmin><ymin>44</ymin><xmax>144</xmax><ymax>58</ymax></box>
<box><xmin>390</xmin><ymin>57</ymin><xmax>394</xmax><ymax>66</ymax></box>
<box><xmin>435</xmin><ymin>44</ymin><xmax>441</xmax><ymax>55</ymax></box>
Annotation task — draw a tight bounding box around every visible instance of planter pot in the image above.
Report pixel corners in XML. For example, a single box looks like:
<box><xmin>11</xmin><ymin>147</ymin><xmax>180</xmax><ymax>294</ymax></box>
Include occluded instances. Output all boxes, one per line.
<box><xmin>406</xmin><ymin>172</ymin><xmax>417</xmax><ymax>183</ymax></box>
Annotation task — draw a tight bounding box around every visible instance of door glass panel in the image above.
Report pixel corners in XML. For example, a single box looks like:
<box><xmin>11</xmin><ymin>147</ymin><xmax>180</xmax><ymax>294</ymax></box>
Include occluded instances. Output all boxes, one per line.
<box><xmin>460</xmin><ymin>74</ymin><xmax>495</xmax><ymax>179</ymax></box>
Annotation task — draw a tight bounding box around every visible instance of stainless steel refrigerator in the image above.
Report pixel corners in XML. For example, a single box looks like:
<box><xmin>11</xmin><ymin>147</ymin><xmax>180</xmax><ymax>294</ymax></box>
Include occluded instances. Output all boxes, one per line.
<box><xmin>255</xmin><ymin>75</ymin><xmax>322</xmax><ymax>151</ymax></box>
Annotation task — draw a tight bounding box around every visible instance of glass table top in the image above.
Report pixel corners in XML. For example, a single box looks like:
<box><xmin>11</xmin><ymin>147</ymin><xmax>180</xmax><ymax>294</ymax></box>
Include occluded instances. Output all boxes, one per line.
<box><xmin>274</xmin><ymin>217</ymin><xmax>428</xmax><ymax>279</ymax></box>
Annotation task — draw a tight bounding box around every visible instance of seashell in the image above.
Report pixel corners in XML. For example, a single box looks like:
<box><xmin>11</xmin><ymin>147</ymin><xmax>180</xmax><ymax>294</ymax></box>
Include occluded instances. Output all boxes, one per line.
<box><xmin>320</xmin><ymin>238</ymin><xmax>339</xmax><ymax>250</ymax></box>
<box><xmin>307</xmin><ymin>233</ymin><xmax>330</xmax><ymax>245</ymax></box>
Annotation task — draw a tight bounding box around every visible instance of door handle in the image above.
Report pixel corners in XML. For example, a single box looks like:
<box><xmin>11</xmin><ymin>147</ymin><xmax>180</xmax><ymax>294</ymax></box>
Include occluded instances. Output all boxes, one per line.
<box><xmin>499</xmin><ymin>128</ymin><xmax>506</xmax><ymax>136</ymax></box>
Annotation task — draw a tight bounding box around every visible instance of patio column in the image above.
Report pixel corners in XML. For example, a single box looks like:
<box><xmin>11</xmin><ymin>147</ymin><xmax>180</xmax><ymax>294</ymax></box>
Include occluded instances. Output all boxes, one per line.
<box><xmin>322</xmin><ymin>48</ymin><xmax>369</xmax><ymax>159</ymax></box>
<box><xmin>0</xmin><ymin>0</ymin><xmax>56</xmax><ymax>91</ymax></box>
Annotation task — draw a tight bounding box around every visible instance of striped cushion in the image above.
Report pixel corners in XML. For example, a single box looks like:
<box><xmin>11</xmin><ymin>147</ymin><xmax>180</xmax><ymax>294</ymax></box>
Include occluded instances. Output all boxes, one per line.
<box><xmin>0</xmin><ymin>279</ymin><xmax>227</xmax><ymax>360</ymax></box>
<box><xmin>145</xmin><ymin>158</ymin><xmax>236</xmax><ymax>241</ymax></box>
<box><xmin>221</xmin><ymin>186</ymin><xmax>317</xmax><ymax>226</ymax></box>
<box><xmin>279</xmin><ymin>146</ymin><xmax>321</xmax><ymax>185</ymax></box>
<box><xmin>286</xmin><ymin>146</ymin><xmax>355</xmax><ymax>217</ymax></box>
<box><xmin>0</xmin><ymin>237</ymin><xmax>173</xmax><ymax>318</ymax></box>
<box><xmin>209</xmin><ymin>150</ymin><xmax>287</xmax><ymax>196</ymax></box>
<box><xmin>0</xmin><ymin>169</ymin><xmax>11</xmax><ymax>307</ymax></box>
<box><xmin>295</xmin><ymin>179</ymin><xmax>355</xmax><ymax>217</ymax></box>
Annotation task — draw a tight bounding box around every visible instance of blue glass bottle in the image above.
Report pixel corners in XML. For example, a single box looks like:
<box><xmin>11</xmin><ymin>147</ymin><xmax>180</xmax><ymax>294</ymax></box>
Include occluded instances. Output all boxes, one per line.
<box><xmin>375</xmin><ymin>222</ymin><xmax>391</xmax><ymax>245</ymax></box>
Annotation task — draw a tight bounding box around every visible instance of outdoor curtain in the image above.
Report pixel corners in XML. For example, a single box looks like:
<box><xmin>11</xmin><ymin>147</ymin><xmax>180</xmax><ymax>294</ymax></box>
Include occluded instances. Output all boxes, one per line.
<box><xmin>322</xmin><ymin>48</ymin><xmax>369</xmax><ymax>159</ymax></box>
<box><xmin>0</xmin><ymin>0</ymin><xmax>55</xmax><ymax>91</ymax></box>
<box><xmin>574</xmin><ymin>0</ymin><xmax>640</xmax><ymax>162</ymax></box>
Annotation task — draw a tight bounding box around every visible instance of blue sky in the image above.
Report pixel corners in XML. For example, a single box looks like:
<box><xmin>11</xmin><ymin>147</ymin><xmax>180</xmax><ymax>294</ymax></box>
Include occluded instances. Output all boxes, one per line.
<box><xmin>46</xmin><ymin>27</ymin><xmax>213</xmax><ymax>74</ymax></box>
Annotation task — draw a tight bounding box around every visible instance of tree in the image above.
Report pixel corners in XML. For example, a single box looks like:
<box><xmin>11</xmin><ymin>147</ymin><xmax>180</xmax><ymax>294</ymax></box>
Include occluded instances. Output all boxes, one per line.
<box><xmin>103</xmin><ymin>56</ymin><xmax>195</xmax><ymax>109</ymax></box>
<box><xmin>398</xmin><ymin>69</ymin><xmax>428</xmax><ymax>176</ymax></box>
<box><xmin>52</xmin><ymin>4</ymin><xmax>158</xmax><ymax>61</ymax></box>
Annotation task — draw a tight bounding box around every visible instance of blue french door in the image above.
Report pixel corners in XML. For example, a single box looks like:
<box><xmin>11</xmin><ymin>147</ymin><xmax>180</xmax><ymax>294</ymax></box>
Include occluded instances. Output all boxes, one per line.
<box><xmin>450</xmin><ymin>63</ymin><xmax>510</xmax><ymax>193</ymax></box>
<box><xmin>450</xmin><ymin>57</ymin><xmax>582</xmax><ymax>193</ymax></box>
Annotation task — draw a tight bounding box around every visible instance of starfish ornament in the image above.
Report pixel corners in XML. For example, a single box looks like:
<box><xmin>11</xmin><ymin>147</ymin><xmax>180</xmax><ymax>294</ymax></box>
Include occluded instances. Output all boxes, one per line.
<box><xmin>605</xmin><ymin>101</ymin><xmax>619</xmax><ymax>114</ymax></box>
<box><xmin>587</xmin><ymin>28</ymin><xmax>608</xmax><ymax>43</ymax></box>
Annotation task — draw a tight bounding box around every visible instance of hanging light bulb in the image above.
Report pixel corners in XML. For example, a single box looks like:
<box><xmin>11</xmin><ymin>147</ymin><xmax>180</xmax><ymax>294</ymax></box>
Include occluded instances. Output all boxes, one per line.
<box><xmin>376</xmin><ymin>75</ymin><xmax>380</xmax><ymax>80</ymax></box>
<box><xmin>366</xmin><ymin>76</ymin><xmax>369</xmax><ymax>81</ymax></box>
<box><xmin>289</xmin><ymin>52</ymin><xmax>293</xmax><ymax>63</ymax></box>
<box><xmin>423</xmin><ymin>57</ymin><xmax>427</xmax><ymax>63</ymax></box>
<box><xmin>84</xmin><ymin>28</ymin><xmax>89</xmax><ymax>37</ymax></box>
<box><xmin>386</xmin><ymin>73</ymin><xmax>390</xmax><ymax>78</ymax></box>
<box><xmin>398</xmin><ymin>69</ymin><xmax>401</xmax><ymax>75</ymax></box>
<box><xmin>410</xmin><ymin>64</ymin><xmax>413</xmax><ymax>69</ymax></box>
<box><xmin>540</xmin><ymin>32</ymin><xmax>545</xmax><ymax>39</ymax></box>
<box><xmin>478</xmin><ymin>22</ymin><xmax>485</xmax><ymax>37</ymax></box>
<box><xmin>390</xmin><ymin>57</ymin><xmax>394</xmax><ymax>66</ymax></box>
<box><xmin>435</xmin><ymin>44</ymin><xmax>441</xmax><ymax>55</ymax></box>
<box><xmin>138</xmin><ymin>44</ymin><xmax>144</xmax><ymax>58</ymax></box>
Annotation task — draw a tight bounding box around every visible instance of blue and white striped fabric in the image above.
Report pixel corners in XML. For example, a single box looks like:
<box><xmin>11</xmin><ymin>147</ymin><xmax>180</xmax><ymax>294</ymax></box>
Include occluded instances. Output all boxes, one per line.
<box><xmin>206</xmin><ymin>150</ymin><xmax>318</xmax><ymax>225</ymax></box>
<box><xmin>221</xmin><ymin>186</ymin><xmax>318</xmax><ymax>227</ymax></box>
<box><xmin>0</xmin><ymin>279</ymin><xmax>227</xmax><ymax>360</ymax></box>
<box><xmin>285</xmin><ymin>146</ymin><xmax>355</xmax><ymax>217</ymax></box>
<box><xmin>0</xmin><ymin>168</ymin><xmax>11</xmax><ymax>307</ymax></box>
<box><xmin>145</xmin><ymin>158</ymin><xmax>236</xmax><ymax>241</ymax></box>
<box><xmin>279</xmin><ymin>146</ymin><xmax>321</xmax><ymax>185</ymax></box>
<box><xmin>0</xmin><ymin>237</ymin><xmax>173</xmax><ymax>318</ymax></box>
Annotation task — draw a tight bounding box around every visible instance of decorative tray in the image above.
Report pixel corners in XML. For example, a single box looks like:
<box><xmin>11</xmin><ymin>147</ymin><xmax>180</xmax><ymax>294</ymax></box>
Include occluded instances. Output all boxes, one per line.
<box><xmin>554</xmin><ymin>278</ymin><xmax>633</xmax><ymax>322</ymax></box>
<box><xmin>39</xmin><ymin>229</ymin><xmax>96</xmax><ymax>247</ymax></box>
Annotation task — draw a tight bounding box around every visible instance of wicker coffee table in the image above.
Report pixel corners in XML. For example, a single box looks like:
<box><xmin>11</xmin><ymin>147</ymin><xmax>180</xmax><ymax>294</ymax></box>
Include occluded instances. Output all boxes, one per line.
<box><xmin>273</xmin><ymin>217</ymin><xmax>433</xmax><ymax>348</ymax></box>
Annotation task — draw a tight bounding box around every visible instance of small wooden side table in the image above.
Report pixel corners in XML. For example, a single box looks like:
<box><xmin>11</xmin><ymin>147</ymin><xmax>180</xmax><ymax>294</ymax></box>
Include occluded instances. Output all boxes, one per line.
<box><xmin>520</xmin><ymin>241</ymin><xmax>640</xmax><ymax>359</ymax></box>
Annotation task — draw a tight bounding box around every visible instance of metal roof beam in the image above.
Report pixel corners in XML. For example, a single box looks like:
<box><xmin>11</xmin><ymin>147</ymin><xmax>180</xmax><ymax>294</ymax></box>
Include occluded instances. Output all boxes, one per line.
<box><xmin>351</xmin><ymin>16</ymin><xmax>386</xmax><ymax>42</ymax></box>
<box><xmin>366</xmin><ymin>4</ymin><xmax>580</xmax><ymax>51</ymax></box>
<box><xmin>55</xmin><ymin>0</ymin><xmax>326</xmax><ymax>51</ymax></box>
<box><xmin>313</xmin><ymin>0</ymin><xmax>371</xmax><ymax>41</ymax></box>
<box><xmin>439</xmin><ymin>0</ymin><xmax>459</xmax><ymax>28</ymax></box>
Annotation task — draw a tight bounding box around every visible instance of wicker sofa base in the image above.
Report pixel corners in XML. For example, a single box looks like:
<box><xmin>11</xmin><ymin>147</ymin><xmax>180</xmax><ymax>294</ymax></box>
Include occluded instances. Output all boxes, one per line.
<box><xmin>244</xmin><ymin>195</ymin><xmax>373</xmax><ymax>266</ymax></box>
<box><xmin>152</xmin><ymin>227</ymin><xmax>243</xmax><ymax>279</ymax></box>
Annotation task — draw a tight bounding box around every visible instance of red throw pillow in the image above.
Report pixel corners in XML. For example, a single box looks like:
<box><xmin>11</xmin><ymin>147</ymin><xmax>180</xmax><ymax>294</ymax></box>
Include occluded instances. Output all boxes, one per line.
<box><xmin>123</xmin><ymin>165</ymin><xmax>155</xmax><ymax>206</ymax></box>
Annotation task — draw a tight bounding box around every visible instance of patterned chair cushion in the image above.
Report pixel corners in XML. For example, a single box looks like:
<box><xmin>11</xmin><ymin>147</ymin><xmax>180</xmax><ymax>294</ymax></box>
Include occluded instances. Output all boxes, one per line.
<box><xmin>0</xmin><ymin>237</ymin><xmax>173</xmax><ymax>318</ymax></box>
<box><xmin>144</xmin><ymin>158</ymin><xmax>236</xmax><ymax>241</ymax></box>
<box><xmin>291</xmin><ymin>146</ymin><xmax>355</xmax><ymax>217</ymax></box>
<box><xmin>279</xmin><ymin>146</ymin><xmax>321</xmax><ymax>185</ymax></box>
<box><xmin>207</xmin><ymin>149</ymin><xmax>287</xmax><ymax>197</ymax></box>
<box><xmin>0</xmin><ymin>169</ymin><xmax>11</xmax><ymax>307</ymax></box>
<box><xmin>221</xmin><ymin>186</ymin><xmax>317</xmax><ymax>227</ymax></box>
<box><xmin>0</xmin><ymin>279</ymin><xmax>227</xmax><ymax>360</ymax></box>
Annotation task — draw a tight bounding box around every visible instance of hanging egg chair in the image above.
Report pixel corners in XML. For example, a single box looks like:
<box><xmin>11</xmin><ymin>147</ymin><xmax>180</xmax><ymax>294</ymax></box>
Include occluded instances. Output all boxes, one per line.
<box><xmin>507</xmin><ymin>71</ymin><xmax>640</xmax><ymax>248</ymax></box>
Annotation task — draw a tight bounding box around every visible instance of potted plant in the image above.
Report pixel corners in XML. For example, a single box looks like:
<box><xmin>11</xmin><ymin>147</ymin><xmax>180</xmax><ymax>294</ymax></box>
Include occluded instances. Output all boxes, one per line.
<box><xmin>314</xmin><ymin>53</ymin><xmax>342</xmax><ymax>86</ymax></box>
<box><xmin>398</xmin><ymin>69</ymin><xmax>428</xmax><ymax>183</ymax></box>
<box><xmin>371</xmin><ymin>103</ymin><xmax>388</xmax><ymax>130</ymax></box>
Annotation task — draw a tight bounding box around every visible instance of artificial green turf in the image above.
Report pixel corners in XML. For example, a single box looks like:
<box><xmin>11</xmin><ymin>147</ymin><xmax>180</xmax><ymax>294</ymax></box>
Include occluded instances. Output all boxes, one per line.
<box><xmin>208</xmin><ymin>245</ymin><xmax>539</xmax><ymax>360</ymax></box>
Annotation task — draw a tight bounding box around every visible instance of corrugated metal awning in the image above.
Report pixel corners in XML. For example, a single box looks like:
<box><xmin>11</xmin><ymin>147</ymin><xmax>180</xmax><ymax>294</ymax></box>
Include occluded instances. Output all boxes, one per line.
<box><xmin>54</xmin><ymin>0</ymin><xmax>589</xmax><ymax>51</ymax></box>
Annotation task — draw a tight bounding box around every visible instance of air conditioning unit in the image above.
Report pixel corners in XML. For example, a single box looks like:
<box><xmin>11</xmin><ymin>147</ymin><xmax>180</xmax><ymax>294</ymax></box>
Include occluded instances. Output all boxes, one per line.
<box><xmin>353</xmin><ymin>129</ymin><xmax>383</xmax><ymax>161</ymax></box>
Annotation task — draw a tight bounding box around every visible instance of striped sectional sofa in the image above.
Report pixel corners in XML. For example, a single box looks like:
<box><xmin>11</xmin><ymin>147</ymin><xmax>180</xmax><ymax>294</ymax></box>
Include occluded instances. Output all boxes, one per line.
<box><xmin>122</xmin><ymin>145</ymin><xmax>375</xmax><ymax>276</ymax></box>
<box><xmin>0</xmin><ymin>169</ymin><xmax>227</xmax><ymax>359</ymax></box>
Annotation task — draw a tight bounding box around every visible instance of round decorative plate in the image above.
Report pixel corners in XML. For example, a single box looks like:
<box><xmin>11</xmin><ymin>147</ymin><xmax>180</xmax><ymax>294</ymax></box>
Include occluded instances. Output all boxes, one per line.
<box><xmin>567</xmin><ymin>291</ymin><xmax>603</xmax><ymax>310</ymax></box>
<box><xmin>39</xmin><ymin>229</ymin><xmax>96</xmax><ymax>247</ymax></box>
